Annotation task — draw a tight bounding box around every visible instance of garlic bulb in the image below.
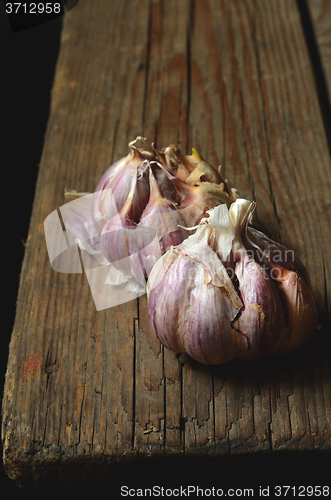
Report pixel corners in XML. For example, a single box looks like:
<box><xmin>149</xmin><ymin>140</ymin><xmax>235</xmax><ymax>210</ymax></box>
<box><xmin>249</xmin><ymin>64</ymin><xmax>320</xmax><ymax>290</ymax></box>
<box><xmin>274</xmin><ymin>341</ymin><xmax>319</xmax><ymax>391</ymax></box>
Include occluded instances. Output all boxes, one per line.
<box><xmin>91</xmin><ymin>138</ymin><xmax>242</xmax><ymax>274</ymax></box>
<box><xmin>147</xmin><ymin>199</ymin><xmax>317</xmax><ymax>365</ymax></box>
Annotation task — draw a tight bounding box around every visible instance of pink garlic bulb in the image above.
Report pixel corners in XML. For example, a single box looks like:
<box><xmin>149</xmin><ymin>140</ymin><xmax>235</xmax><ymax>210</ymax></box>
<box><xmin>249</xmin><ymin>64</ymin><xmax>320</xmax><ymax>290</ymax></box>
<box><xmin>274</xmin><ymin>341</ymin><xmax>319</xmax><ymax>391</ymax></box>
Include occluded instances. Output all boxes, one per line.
<box><xmin>147</xmin><ymin>199</ymin><xmax>317</xmax><ymax>365</ymax></box>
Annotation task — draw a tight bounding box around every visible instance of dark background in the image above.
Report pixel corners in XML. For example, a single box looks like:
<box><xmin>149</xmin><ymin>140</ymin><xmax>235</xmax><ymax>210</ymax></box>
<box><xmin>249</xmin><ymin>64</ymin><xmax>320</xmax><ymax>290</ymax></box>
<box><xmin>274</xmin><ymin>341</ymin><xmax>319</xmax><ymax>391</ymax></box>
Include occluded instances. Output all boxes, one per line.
<box><xmin>1</xmin><ymin>2</ymin><xmax>63</xmax><ymax>490</ymax></box>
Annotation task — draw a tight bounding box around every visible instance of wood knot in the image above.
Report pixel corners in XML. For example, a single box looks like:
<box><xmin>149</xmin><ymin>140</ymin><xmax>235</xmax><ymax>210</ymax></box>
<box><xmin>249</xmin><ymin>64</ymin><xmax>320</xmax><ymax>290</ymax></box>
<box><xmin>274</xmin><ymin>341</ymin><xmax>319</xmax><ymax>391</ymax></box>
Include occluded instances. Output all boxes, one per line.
<box><xmin>45</xmin><ymin>363</ymin><xmax>59</xmax><ymax>374</ymax></box>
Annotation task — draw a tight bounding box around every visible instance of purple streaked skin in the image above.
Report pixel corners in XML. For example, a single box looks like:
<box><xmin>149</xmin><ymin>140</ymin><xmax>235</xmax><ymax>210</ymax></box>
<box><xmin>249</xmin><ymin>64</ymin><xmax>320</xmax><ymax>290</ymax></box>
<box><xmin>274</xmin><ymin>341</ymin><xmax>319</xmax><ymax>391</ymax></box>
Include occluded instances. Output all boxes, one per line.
<box><xmin>151</xmin><ymin>163</ymin><xmax>178</xmax><ymax>203</ymax></box>
<box><xmin>139</xmin><ymin>167</ymin><xmax>186</xmax><ymax>253</ymax></box>
<box><xmin>100</xmin><ymin>170</ymin><xmax>145</xmax><ymax>284</ymax></box>
<box><xmin>232</xmin><ymin>250</ymin><xmax>289</xmax><ymax>359</ymax></box>
<box><xmin>242</xmin><ymin>227</ymin><xmax>317</xmax><ymax>354</ymax></box>
<box><xmin>161</xmin><ymin>230</ymin><xmax>184</xmax><ymax>252</ymax></box>
<box><xmin>148</xmin><ymin>250</ymin><xmax>241</xmax><ymax>365</ymax></box>
<box><xmin>139</xmin><ymin>204</ymin><xmax>185</xmax><ymax>253</ymax></box>
<box><xmin>92</xmin><ymin>149</ymin><xmax>150</xmax><ymax>235</ymax></box>
<box><xmin>92</xmin><ymin>155</ymin><xmax>133</xmax><ymax>234</ymax></box>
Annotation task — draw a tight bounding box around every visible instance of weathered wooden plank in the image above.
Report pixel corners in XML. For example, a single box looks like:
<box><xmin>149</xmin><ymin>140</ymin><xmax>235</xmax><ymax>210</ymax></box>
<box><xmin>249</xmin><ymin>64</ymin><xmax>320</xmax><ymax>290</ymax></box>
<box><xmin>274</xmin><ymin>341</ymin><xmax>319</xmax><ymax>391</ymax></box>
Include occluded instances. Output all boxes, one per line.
<box><xmin>2</xmin><ymin>0</ymin><xmax>331</xmax><ymax>489</ymax></box>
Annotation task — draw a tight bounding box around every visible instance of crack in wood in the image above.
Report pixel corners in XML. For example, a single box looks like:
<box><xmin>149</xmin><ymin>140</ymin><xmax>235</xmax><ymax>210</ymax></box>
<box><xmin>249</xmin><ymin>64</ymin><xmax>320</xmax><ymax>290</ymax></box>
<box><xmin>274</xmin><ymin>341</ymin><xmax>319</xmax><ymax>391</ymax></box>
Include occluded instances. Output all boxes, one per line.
<box><xmin>298</xmin><ymin>0</ymin><xmax>331</xmax><ymax>154</ymax></box>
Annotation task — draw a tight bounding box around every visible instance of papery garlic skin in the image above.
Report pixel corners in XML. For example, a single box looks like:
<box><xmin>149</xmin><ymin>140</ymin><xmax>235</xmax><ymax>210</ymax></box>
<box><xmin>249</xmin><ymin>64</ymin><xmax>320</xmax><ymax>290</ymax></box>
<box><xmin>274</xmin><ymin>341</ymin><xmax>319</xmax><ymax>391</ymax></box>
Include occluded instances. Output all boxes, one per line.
<box><xmin>171</xmin><ymin>146</ymin><xmax>223</xmax><ymax>185</ymax></box>
<box><xmin>158</xmin><ymin>163</ymin><xmax>236</xmax><ymax>227</ymax></box>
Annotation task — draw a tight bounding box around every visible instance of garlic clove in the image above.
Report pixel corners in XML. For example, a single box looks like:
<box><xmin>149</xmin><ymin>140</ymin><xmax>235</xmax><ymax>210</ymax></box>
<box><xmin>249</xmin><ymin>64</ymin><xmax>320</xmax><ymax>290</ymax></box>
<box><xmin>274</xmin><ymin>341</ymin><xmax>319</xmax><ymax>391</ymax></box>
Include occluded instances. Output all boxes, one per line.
<box><xmin>101</xmin><ymin>170</ymin><xmax>145</xmax><ymax>284</ymax></box>
<box><xmin>150</xmin><ymin>162</ymin><xmax>179</xmax><ymax>203</ymax></box>
<box><xmin>246</xmin><ymin>226</ymin><xmax>312</xmax><ymax>288</ymax></box>
<box><xmin>155</xmin><ymin>144</ymin><xmax>191</xmax><ymax>182</ymax></box>
<box><xmin>101</xmin><ymin>166</ymin><xmax>162</xmax><ymax>285</ymax></box>
<box><xmin>243</xmin><ymin>224</ymin><xmax>318</xmax><ymax>352</ymax></box>
<box><xmin>232</xmin><ymin>257</ymin><xmax>290</xmax><ymax>359</ymax></box>
<box><xmin>139</xmin><ymin>166</ymin><xmax>187</xmax><ymax>253</ymax></box>
<box><xmin>267</xmin><ymin>260</ymin><xmax>318</xmax><ymax>354</ymax></box>
<box><xmin>152</xmin><ymin>144</ymin><xmax>178</xmax><ymax>175</ymax></box>
<box><xmin>227</xmin><ymin>199</ymin><xmax>289</xmax><ymax>358</ymax></box>
<box><xmin>92</xmin><ymin>138</ymin><xmax>151</xmax><ymax>235</ymax></box>
<box><xmin>178</xmin><ymin>257</ymin><xmax>241</xmax><ymax>365</ymax></box>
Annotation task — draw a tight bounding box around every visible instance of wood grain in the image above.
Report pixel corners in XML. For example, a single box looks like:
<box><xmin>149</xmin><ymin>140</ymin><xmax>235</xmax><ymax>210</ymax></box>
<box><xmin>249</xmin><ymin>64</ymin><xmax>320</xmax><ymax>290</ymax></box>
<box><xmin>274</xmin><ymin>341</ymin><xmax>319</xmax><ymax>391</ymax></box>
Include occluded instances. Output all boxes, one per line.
<box><xmin>2</xmin><ymin>0</ymin><xmax>331</xmax><ymax>488</ymax></box>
